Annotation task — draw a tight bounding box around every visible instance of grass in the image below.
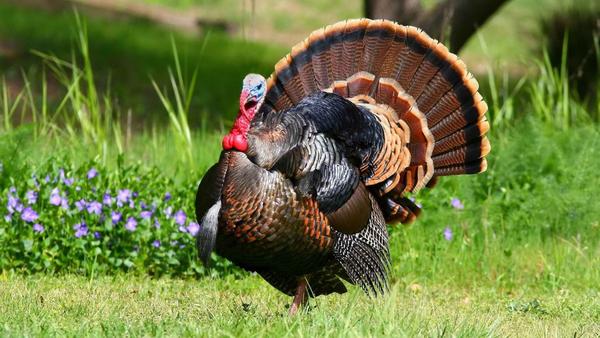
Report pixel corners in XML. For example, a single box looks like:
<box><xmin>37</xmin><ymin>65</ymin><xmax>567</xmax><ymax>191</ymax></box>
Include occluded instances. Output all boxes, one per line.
<box><xmin>0</xmin><ymin>2</ymin><xmax>284</xmax><ymax>124</ymax></box>
<box><xmin>2</xmin><ymin>117</ymin><xmax>599</xmax><ymax>335</ymax></box>
<box><xmin>0</xmin><ymin>265</ymin><xmax>597</xmax><ymax>336</ymax></box>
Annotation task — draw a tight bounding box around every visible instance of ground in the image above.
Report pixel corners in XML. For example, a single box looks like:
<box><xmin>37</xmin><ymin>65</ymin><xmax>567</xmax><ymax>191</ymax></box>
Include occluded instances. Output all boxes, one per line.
<box><xmin>1</xmin><ymin>273</ymin><xmax>598</xmax><ymax>336</ymax></box>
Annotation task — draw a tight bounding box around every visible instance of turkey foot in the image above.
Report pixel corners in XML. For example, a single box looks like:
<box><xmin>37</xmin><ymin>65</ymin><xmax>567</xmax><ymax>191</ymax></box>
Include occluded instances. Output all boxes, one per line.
<box><xmin>288</xmin><ymin>278</ymin><xmax>308</xmax><ymax>316</ymax></box>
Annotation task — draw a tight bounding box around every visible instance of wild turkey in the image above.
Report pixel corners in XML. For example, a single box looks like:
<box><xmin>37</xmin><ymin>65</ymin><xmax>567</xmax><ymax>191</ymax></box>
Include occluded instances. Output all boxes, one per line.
<box><xmin>195</xmin><ymin>19</ymin><xmax>490</xmax><ymax>315</ymax></box>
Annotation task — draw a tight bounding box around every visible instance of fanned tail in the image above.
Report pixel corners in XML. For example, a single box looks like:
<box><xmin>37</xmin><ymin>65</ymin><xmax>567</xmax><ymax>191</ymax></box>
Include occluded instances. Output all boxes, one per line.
<box><xmin>262</xmin><ymin>19</ymin><xmax>490</xmax><ymax>224</ymax></box>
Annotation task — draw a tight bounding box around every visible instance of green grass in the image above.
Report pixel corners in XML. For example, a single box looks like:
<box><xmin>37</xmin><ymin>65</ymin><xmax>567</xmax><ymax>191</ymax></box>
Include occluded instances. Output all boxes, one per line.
<box><xmin>0</xmin><ymin>264</ymin><xmax>597</xmax><ymax>336</ymax></box>
<box><xmin>2</xmin><ymin>117</ymin><xmax>599</xmax><ymax>335</ymax></box>
<box><xmin>0</xmin><ymin>2</ymin><xmax>284</xmax><ymax>124</ymax></box>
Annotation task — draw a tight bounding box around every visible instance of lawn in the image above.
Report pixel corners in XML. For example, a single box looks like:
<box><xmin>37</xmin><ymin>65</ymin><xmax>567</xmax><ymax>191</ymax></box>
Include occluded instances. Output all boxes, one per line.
<box><xmin>1</xmin><ymin>274</ymin><xmax>598</xmax><ymax>336</ymax></box>
<box><xmin>1</xmin><ymin>0</ymin><xmax>599</xmax><ymax>336</ymax></box>
<box><xmin>2</xmin><ymin>118</ymin><xmax>599</xmax><ymax>335</ymax></box>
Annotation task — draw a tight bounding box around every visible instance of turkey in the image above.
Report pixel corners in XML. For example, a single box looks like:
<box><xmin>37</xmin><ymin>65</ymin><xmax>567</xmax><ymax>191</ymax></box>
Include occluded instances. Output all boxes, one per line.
<box><xmin>195</xmin><ymin>19</ymin><xmax>490</xmax><ymax>315</ymax></box>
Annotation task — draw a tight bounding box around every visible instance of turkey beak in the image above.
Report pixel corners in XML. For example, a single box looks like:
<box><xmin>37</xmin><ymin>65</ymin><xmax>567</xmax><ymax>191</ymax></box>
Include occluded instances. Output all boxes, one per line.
<box><xmin>244</xmin><ymin>93</ymin><xmax>259</xmax><ymax>111</ymax></box>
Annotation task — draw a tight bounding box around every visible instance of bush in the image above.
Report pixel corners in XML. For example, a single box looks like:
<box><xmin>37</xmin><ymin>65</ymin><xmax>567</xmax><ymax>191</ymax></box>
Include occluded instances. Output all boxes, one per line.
<box><xmin>0</xmin><ymin>155</ymin><xmax>237</xmax><ymax>277</ymax></box>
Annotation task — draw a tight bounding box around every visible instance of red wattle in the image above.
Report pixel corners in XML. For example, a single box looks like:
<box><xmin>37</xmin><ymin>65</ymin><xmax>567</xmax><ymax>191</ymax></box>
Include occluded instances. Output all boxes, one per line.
<box><xmin>222</xmin><ymin>89</ymin><xmax>254</xmax><ymax>152</ymax></box>
<box><xmin>222</xmin><ymin>134</ymin><xmax>233</xmax><ymax>150</ymax></box>
<box><xmin>232</xmin><ymin>134</ymin><xmax>248</xmax><ymax>152</ymax></box>
<box><xmin>222</xmin><ymin>132</ymin><xmax>248</xmax><ymax>152</ymax></box>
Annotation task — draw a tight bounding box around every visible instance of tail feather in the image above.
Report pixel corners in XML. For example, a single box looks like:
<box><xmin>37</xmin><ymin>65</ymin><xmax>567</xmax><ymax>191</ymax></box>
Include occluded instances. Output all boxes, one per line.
<box><xmin>329</xmin><ymin>21</ymin><xmax>349</xmax><ymax>80</ymax></box>
<box><xmin>308</xmin><ymin>28</ymin><xmax>333</xmax><ymax>89</ymax></box>
<box><xmin>432</xmin><ymin>138</ymin><xmax>491</xmax><ymax>168</ymax></box>
<box><xmin>341</xmin><ymin>19</ymin><xmax>369</xmax><ymax>80</ymax></box>
<box><xmin>361</xmin><ymin>20</ymin><xmax>394</xmax><ymax>77</ymax></box>
<box><xmin>274</xmin><ymin>55</ymin><xmax>305</xmax><ymax>104</ymax></box>
<box><xmin>378</xmin><ymin>23</ymin><xmax>407</xmax><ymax>79</ymax></box>
<box><xmin>396</xmin><ymin>27</ymin><xmax>433</xmax><ymax>90</ymax></box>
<box><xmin>293</xmin><ymin>41</ymin><xmax>319</xmax><ymax>95</ymax></box>
<box><xmin>414</xmin><ymin>56</ymin><xmax>464</xmax><ymax>114</ymax></box>
<box><xmin>408</xmin><ymin>41</ymin><xmax>446</xmax><ymax>99</ymax></box>
<box><xmin>433</xmin><ymin>120</ymin><xmax>490</xmax><ymax>156</ymax></box>
<box><xmin>262</xmin><ymin>19</ymin><xmax>489</xmax><ymax>224</ymax></box>
<box><xmin>435</xmin><ymin>159</ymin><xmax>488</xmax><ymax>176</ymax></box>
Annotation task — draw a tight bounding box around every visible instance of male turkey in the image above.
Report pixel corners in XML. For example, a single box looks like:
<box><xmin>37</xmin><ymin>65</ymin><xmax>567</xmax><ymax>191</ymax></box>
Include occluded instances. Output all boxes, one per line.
<box><xmin>196</xmin><ymin>19</ymin><xmax>490</xmax><ymax>315</ymax></box>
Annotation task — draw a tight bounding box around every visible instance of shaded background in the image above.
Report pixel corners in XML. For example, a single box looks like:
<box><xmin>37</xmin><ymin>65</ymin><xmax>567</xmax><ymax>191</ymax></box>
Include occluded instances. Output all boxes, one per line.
<box><xmin>0</xmin><ymin>0</ymin><xmax>596</xmax><ymax>129</ymax></box>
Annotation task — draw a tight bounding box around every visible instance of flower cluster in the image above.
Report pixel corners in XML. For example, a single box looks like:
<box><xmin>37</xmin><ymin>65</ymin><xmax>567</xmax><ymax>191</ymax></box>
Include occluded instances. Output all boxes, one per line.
<box><xmin>0</xmin><ymin>160</ymin><xmax>213</xmax><ymax>277</ymax></box>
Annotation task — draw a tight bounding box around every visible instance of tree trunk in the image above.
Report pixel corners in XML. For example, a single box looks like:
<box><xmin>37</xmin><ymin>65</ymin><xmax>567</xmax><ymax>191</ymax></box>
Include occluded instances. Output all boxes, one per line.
<box><xmin>365</xmin><ymin>0</ymin><xmax>510</xmax><ymax>53</ymax></box>
<box><xmin>364</xmin><ymin>0</ymin><xmax>422</xmax><ymax>24</ymax></box>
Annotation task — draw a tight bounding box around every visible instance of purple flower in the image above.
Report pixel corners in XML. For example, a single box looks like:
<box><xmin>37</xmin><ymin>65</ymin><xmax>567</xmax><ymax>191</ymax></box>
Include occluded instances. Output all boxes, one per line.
<box><xmin>178</xmin><ymin>225</ymin><xmax>187</xmax><ymax>233</ymax></box>
<box><xmin>164</xmin><ymin>206</ymin><xmax>173</xmax><ymax>218</ymax></box>
<box><xmin>140</xmin><ymin>210</ymin><xmax>152</xmax><ymax>220</ymax></box>
<box><xmin>152</xmin><ymin>240</ymin><xmax>161</xmax><ymax>248</ymax></box>
<box><xmin>33</xmin><ymin>223</ymin><xmax>44</xmax><ymax>233</ymax></box>
<box><xmin>125</xmin><ymin>217</ymin><xmax>137</xmax><ymax>231</ymax></box>
<box><xmin>443</xmin><ymin>227</ymin><xmax>453</xmax><ymax>241</ymax></box>
<box><xmin>25</xmin><ymin>190</ymin><xmax>38</xmax><ymax>205</ymax></box>
<box><xmin>7</xmin><ymin>195</ymin><xmax>20</xmax><ymax>212</ymax></box>
<box><xmin>4</xmin><ymin>214</ymin><xmax>12</xmax><ymax>222</ymax></box>
<box><xmin>94</xmin><ymin>231</ymin><xmax>101</xmax><ymax>239</ymax></box>
<box><xmin>44</xmin><ymin>175</ymin><xmax>51</xmax><ymax>183</ymax></box>
<box><xmin>103</xmin><ymin>193</ymin><xmax>113</xmax><ymax>206</ymax></box>
<box><xmin>21</xmin><ymin>208</ymin><xmax>39</xmax><ymax>223</ymax></box>
<box><xmin>451</xmin><ymin>198</ymin><xmax>464</xmax><ymax>210</ymax></box>
<box><xmin>117</xmin><ymin>189</ymin><xmax>131</xmax><ymax>203</ymax></box>
<box><xmin>58</xmin><ymin>169</ymin><xmax>73</xmax><ymax>186</ymax></box>
<box><xmin>9</xmin><ymin>186</ymin><xmax>16</xmax><ymax>194</ymax></box>
<box><xmin>87</xmin><ymin>201</ymin><xmax>102</xmax><ymax>215</ymax></box>
<box><xmin>74</xmin><ymin>222</ymin><xmax>89</xmax><ymax>238</ymax></box>
<box><xmin>153</xmin><ymin>218</ymin><xmax>160</xmax><ymax>229</ymax></box>
<box><xmin>164</xmin><ymin>192</ymin><xmax>172</xmax><ymax>201</ymax></box>
<box><xmin>75</xmin><ymin>199</ymin><xmax>87</xmax><ymax>212</ymax></box>
<box><xmin>187</xmin><ymin>222</ymin><xmax>200</xmax><ymax>236</ymax></box>
<box><xmin>111</xmin><ymin>211</ymin><xmax>122</xmax><ymax>224</ymax></box>
<box><xmin>129</xmin><ymin>200</ymin><xmax>135</xmax><ymax>209</ymax></box>
<box><xmin>174</xmin><ymin>210</ymin><xmax>186</xmax><ymax>226</ymax></box>
<box><xmin>61</xmin><ymin>198</ymin><xmax>69</xmax><ymax>210</ymax></box>
<box><xmin>49</xmin><ymin>188</ymin><xmax>62</xmax><ymax>206</ymax></box>
<box><xmin>87</xmin><ymin>168</ymin><xmax>98</xmax><ymax>179</ymax></box>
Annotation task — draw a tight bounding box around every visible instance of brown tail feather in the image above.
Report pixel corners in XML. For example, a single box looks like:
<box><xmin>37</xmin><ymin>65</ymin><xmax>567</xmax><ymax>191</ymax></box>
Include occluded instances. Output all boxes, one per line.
<box><xmin>432</xmin><ymin>138</ymin><xmax>491</xmax><ymax>168</ymax></box>
<box><xmin>435</xmin><ymin>159</ymin><xmax>488</xmax><ymax>176</ymax></box>
<box><xmin>262</xmin><ymin>19</ymin><xmax>489</xmax><ymax>224</ymax></box>
<box><xmin>396</xmin><ymin>27</ymin><xmax>433</xmax><ymax>90</ymax></box>
<box><xmin>433</xmin><ymin>121</ymin><xmax>490</xmax><ymax>156</ymax></box>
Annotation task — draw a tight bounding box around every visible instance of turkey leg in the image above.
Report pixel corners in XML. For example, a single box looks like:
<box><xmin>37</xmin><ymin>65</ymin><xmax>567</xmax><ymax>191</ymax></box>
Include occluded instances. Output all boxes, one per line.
<box><xmin>288</xmin><ymin>278</ymin><xmax>308</xmax><ymax>316</ymax></box>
